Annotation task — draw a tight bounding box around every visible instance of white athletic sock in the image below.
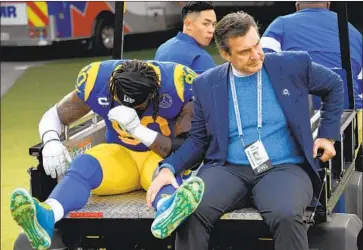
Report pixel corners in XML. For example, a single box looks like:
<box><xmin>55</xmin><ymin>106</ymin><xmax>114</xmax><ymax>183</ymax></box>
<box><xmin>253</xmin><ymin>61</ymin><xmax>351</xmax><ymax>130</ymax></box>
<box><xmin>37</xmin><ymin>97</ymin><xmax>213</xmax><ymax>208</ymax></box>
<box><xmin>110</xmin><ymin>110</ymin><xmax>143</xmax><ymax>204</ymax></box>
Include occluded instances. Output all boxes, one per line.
<box><xmin>45</xmin><ymin>198</ymin><xmax>64</xmax><ymax>223</ymax></box>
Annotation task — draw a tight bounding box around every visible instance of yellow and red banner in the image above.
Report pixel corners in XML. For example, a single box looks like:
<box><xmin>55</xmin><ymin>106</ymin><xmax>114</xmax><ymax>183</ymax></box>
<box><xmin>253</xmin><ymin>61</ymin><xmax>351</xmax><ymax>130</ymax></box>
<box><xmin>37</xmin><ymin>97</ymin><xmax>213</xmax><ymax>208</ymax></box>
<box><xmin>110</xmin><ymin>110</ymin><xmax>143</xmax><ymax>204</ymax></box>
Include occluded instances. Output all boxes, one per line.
<box><xmin>26</xmin><ymin>2</ymin><xmax>48</xmax><ymax>27</ymax></box>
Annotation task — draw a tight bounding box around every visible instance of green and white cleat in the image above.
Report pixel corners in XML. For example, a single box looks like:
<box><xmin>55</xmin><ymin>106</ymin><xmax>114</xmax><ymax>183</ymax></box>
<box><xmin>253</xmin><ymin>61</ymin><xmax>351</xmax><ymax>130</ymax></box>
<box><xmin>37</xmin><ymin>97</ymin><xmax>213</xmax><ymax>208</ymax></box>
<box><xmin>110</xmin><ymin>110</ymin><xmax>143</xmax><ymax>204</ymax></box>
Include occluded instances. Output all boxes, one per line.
<box><xmin>10</xmin><ymin>188</ymin><xmax>55</xmax><ymax>250</ymax></box>
<box><xmin>151</xmin><ymin>176</ymin><xmax>205</xmax><ymax>239</ymax></box>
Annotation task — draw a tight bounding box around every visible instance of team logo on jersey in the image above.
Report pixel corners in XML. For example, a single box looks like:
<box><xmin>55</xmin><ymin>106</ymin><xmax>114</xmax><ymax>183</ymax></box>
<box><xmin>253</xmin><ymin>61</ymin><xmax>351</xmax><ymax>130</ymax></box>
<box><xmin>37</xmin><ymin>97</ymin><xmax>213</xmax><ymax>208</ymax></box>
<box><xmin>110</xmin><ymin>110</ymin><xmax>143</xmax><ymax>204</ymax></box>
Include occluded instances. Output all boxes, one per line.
<box><xmin>159</xmin><ymin>93</ymin><xmax>173</xmax><ymax>109</ymax></box>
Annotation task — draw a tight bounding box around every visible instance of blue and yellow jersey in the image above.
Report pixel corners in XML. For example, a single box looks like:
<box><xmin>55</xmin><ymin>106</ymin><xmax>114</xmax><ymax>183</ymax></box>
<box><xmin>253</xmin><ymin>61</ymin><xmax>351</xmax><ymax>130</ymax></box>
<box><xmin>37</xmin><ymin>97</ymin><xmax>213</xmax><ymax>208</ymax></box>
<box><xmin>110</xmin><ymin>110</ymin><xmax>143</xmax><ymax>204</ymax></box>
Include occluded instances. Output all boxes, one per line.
<box><xmin>75</xmin><ymin>60</ymin><xmax>196</xmax><ymax>152</ymax></box>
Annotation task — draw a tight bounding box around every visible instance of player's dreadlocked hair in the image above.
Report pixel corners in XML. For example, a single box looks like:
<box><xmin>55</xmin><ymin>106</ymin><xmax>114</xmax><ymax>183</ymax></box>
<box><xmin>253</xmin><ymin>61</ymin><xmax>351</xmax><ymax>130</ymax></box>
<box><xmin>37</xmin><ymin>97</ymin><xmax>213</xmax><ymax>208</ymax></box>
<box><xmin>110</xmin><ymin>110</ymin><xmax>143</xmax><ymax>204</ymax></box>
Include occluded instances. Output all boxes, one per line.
<box><xmin>108</xmin><ymin>60</ymin><xmax>160</xmax><ymax>120</ymax></box>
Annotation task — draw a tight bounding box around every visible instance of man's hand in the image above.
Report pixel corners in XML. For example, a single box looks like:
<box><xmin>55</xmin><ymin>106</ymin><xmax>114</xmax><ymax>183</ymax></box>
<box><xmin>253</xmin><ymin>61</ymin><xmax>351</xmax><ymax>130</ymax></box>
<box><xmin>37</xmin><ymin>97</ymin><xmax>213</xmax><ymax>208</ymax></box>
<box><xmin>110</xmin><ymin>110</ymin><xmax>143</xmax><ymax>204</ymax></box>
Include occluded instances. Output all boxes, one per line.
<box><xmin>313</xmin><ymin>138</ymin><xmax>336</xmax><ymax>162</ymax></box>
<box><xmin>108</xmin><ymin>105</ymin><xmax>140</xmax><ymax>134</ymax></box>
<box><xmin>146</xmin><ymin>168</ymin><xmax>179</xmax><ymax>208</ymax></box>
<box><xmin>42</xmin><ymin>139</ymin><xmax>72</xmax><ymax>179</ymax></box>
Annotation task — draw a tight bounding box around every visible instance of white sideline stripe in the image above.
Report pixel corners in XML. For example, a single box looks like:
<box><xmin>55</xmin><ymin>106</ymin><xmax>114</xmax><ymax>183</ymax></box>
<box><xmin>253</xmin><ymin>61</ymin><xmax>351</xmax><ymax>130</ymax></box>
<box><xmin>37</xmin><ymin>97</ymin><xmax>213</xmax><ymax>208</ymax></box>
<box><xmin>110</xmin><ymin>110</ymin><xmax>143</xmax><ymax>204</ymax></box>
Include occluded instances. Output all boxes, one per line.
<box><xmin>14</xmin><ymin>65</ymin><xmax>29</xmax><ymax>70</ymax></box>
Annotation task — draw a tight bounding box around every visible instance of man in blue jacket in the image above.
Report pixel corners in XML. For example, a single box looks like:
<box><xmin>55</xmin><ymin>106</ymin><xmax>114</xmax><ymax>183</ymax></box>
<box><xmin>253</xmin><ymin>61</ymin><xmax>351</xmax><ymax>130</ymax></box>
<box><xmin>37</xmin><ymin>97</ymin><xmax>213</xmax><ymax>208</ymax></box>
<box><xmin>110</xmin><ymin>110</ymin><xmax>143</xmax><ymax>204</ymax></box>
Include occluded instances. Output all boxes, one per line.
<box><xmin>154</xmin><ymin>1</ymin><xmax>217</xmax><ymax>74</ymax></box>
<box><xmin>261</xmin><ymin>1</ymin><xmax>363</xmax><ymax>178</ymax></box>
<box><xmin>148</xmin><ymin>11</ymin><xmax>344</xmax><ymax>250</ymax></box>
<box><xmin>261</xmin><ymin>1</ymin><xmax>362</xmax><ymax>109</ymax></box>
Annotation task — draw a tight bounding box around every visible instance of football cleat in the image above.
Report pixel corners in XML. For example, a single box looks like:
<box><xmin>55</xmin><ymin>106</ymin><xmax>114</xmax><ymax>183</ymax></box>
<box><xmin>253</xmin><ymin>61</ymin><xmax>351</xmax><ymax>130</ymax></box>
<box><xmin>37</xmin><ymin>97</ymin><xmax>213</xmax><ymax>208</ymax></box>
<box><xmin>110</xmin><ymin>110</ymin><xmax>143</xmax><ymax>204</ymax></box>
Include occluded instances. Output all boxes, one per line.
<box><xmin>151</xmin><ymin>176</ymin><xmax>204</xmax><ymax>239</ymax></box>
<box><xmin>10</xmin><ymin>188</ymin><xmax>55</xmax><ymax>250</ymax></box>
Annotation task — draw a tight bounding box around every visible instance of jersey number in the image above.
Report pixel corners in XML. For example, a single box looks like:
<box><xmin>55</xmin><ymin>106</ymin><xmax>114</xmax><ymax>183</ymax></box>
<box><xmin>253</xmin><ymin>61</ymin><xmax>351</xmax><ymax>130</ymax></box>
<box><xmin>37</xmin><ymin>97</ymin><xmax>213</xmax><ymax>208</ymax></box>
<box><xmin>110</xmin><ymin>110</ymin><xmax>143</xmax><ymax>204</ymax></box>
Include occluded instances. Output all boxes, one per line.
<box><xmin>76</xmin><ymin>64</ymin><xmax>91</xmax><ymax>92</ymax></box>
<box><xmin>184</xmin><ymin>66</ymin><xmax>197</xmax><ymax>84</ymax></box>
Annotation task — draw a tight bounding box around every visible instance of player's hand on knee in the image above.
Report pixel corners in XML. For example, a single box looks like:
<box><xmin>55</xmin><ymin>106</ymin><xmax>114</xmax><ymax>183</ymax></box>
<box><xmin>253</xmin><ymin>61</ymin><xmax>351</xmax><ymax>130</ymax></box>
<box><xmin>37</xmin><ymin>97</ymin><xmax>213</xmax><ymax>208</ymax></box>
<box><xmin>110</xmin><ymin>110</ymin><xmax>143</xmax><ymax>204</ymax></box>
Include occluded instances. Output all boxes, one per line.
<box><xmin>42</xmin><ymin>140</ymin><xmax>72</xmax><ymax>179</ymax></box>
<box><xmin>146</xmin><ymin>168</ymin><xmax>179</xmax><ymax>208</ymax></box>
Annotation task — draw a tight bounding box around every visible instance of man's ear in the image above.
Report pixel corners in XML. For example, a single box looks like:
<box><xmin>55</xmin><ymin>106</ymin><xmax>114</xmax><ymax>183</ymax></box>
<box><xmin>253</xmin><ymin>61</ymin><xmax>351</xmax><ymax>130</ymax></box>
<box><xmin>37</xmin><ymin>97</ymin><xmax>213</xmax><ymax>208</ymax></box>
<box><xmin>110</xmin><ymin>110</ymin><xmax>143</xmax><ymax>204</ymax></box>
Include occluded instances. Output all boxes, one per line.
<box><xmin>219</xmin><ymin>49</ymin><xmax>230</xmax><ymax>62</ymax></box>
<box><xmin>184</xmin><ymin>18</ymin><xmax>192</xmax><ymax>30</ymax></box>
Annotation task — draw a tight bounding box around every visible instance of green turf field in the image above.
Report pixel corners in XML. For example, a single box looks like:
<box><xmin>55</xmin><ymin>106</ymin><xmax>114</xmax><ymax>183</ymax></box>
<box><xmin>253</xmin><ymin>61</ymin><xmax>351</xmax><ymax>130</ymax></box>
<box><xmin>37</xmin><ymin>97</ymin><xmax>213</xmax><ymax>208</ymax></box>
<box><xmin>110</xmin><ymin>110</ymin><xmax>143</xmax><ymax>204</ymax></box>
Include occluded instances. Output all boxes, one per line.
<box><xmin>1</xmin><ymin>47</ymin><xmax>222</xmax><ymax>250</ymax></box>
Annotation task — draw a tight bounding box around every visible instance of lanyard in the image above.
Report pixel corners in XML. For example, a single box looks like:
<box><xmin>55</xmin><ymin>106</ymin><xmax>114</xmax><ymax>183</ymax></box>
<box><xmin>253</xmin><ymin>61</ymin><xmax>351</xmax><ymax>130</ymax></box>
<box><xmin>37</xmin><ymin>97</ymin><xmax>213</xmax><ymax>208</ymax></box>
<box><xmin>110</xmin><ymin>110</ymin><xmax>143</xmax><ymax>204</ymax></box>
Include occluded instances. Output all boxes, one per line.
<box><xmin>229</xmin><ymin>67</ymin><xmax>262</xmax><ymax>147</ymax></box>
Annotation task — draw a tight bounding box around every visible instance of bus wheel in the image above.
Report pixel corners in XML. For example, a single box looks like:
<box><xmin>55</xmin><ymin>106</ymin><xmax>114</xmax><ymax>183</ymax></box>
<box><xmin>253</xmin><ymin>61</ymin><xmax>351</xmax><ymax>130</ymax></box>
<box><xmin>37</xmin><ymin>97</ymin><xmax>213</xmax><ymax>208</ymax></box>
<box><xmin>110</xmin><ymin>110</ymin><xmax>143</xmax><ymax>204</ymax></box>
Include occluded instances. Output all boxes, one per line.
<box><xmin>93</xmin><ymin>16</ymin><xmax>114</xmax><ymax>55</ymax></box>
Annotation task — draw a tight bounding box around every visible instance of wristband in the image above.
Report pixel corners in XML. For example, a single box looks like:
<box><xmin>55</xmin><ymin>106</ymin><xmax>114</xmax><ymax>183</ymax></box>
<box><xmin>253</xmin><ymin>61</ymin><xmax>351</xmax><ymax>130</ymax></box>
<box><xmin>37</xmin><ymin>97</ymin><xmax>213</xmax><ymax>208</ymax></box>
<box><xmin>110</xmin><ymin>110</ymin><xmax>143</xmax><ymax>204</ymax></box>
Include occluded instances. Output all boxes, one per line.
<box><xmin>42</xmin><ymin>130</ymin><xmax>60</xmax><ymax>144</ymax></box>
<box><xmin>132</xmin><ymin>125</ymin><xmax>158</xmax><ymax>147</ymax></box>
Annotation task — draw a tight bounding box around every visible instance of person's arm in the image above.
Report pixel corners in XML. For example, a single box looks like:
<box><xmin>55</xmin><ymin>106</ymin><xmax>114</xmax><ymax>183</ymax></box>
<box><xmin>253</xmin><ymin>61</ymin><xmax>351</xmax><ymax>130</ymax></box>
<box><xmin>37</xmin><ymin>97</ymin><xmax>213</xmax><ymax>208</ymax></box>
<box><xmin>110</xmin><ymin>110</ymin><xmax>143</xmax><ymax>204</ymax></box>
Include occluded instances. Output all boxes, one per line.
<box><xmin>148</xmin><ymin>101</ymin><xmax>194</xmax><ymax>158</ymax></box>
<box><xmin>146</xmin><ymin>76</ymin><xmax>210</xmax><ymax>207</ymax></box>
<box><xmin>108</xmin><ymin>101</ymin><xmax>194</xmax><ymax>158</ymax></box>
<box><xmin>306</xmin><ymin>57</ymin><xmax>344</xmax><ymax>142</ymax></box>
<box><xmin>158</xmin><ymin>76</ymin><xmax>210</xmax><ymax>175</ymax></box>
<box><xmin>39</xmin><ymin>91</ymin><xmax>91</xmax><ymax>142</ymax></box>
<box><xmin>108</xmin><ymin>65</ymin><xmax>197</xmax><ymax>158</ymax></box>
<box><xmin>38</xmin><ymin>91</ymin><xmax>91</xmax><ymax>178</ymax></box>
<box><xmin>148</xmin><ymin>64</ymin><xmax>196</xmax><ymax>157</ymax></box>
<box><xmin>352</xmin><ymin>29</ymin><xmax>362</xmax><ymax>108</ymax></box>
<box><xmin>304</xmin><ymin>54</ymin><xmax>344</xmax><ymax>161</ymax></box>
<box><xmin>39</xmin><ymin>63</ymin><xmax>93</xmax><ymax>179</ymax></box>
<box><xmin>41</xmin><ymin>61</ymin><xmax>99</xmax><ymax>139</ymax></box>
<box><xmin>261</xmin><ymin>17</ymin><xmax>284</xmax><ymax>53</ymax></box>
